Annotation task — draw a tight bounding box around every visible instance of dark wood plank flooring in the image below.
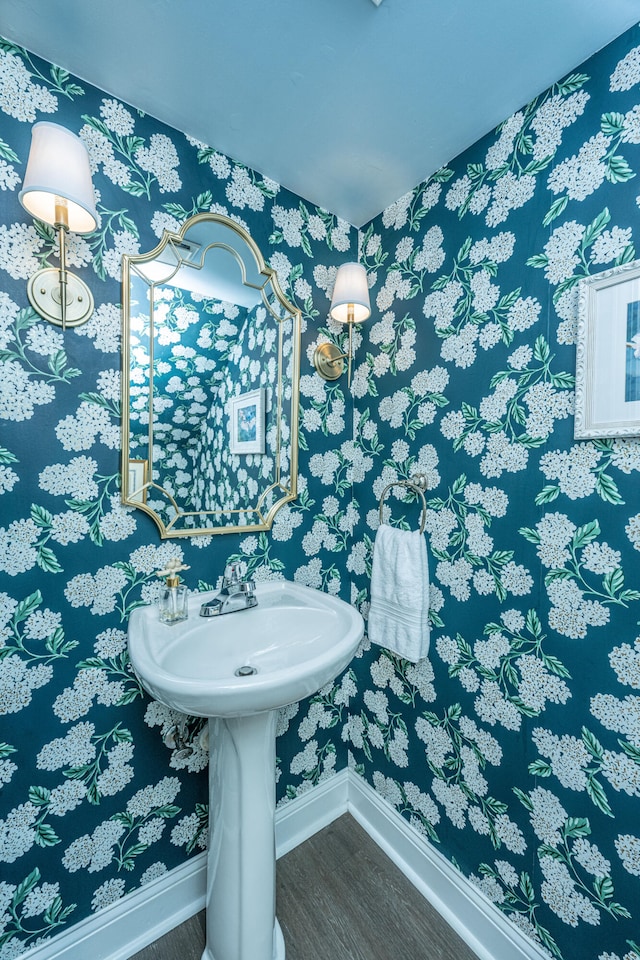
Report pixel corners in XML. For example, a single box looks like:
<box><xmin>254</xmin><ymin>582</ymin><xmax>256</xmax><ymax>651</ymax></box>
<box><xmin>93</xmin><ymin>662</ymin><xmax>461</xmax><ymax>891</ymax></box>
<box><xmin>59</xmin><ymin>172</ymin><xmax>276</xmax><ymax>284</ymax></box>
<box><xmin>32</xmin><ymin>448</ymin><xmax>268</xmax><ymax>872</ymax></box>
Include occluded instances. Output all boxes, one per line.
<box><xmin>131</xmin><ymin>813</ymin><xmax>478</xmax><ymax>960</ymax></box>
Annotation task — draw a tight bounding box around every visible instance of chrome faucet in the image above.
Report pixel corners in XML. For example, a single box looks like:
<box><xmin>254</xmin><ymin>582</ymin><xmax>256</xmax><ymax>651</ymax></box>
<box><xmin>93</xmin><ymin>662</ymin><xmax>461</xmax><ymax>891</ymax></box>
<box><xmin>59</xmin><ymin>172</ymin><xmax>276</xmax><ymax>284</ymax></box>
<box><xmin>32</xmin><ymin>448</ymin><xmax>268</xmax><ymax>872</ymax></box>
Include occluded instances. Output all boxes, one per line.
<box><xmin>199</xmin><ymin>561</ymin><xmax>257</xmax><ymax>617</ymax></box>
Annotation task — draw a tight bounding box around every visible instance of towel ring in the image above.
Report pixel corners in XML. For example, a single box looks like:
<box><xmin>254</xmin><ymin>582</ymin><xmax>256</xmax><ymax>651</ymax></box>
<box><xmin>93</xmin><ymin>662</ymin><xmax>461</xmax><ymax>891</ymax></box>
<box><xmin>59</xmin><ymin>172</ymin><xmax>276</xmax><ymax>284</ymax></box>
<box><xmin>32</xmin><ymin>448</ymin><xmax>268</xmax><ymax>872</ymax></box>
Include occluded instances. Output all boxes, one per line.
<box><xmin>378</xmin><ymin>473</ymin><xmax>428</xmax><ymax>534</ymax></box>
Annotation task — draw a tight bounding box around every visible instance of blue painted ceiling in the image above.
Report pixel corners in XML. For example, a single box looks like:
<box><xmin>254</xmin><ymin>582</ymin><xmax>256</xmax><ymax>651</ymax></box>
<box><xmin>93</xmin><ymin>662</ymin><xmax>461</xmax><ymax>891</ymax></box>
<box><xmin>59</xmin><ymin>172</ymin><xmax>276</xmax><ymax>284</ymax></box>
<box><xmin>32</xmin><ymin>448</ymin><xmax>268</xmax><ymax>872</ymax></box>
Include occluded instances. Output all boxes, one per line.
<box><xmin>2</xmin><ymin>0</ymin><xmax>640</xmax><ymax>225</ymax></box>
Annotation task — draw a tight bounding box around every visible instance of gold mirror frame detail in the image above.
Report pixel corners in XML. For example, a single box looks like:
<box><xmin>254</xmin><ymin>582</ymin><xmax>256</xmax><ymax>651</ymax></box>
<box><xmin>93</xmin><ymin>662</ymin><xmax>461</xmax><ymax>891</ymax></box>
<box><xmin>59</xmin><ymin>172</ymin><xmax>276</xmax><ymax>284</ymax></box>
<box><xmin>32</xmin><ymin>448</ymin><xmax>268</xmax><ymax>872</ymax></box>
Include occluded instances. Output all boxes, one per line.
<box><xmin>121</xmin><ymin>213</ymin><xmax>301</xmax><ymax>538</ymax></box>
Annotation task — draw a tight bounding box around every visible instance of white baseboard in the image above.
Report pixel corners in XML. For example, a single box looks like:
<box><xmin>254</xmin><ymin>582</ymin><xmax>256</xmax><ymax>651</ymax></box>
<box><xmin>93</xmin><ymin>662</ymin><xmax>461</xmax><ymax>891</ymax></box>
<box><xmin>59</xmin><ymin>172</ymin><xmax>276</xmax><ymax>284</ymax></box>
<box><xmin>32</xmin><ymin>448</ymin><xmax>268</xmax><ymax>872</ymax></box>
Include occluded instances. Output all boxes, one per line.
<box><xmin>18</xmin><ymin>851</ymin><xmax>208</xmax><ymax>960</ymax></box>
<box><xmin>18</xmin><ymin>769</ymin><xmax>546</xmax><ymax>960</ymax></box>
<box><xmin>346</xmin><ymin>772</ymin><xmax>548</xmax><ymax>960</ymax></box>
<box><xmin>16</xmin><ymin>773</ymin><xmax>348</xmax><ymax>960</ymax></box>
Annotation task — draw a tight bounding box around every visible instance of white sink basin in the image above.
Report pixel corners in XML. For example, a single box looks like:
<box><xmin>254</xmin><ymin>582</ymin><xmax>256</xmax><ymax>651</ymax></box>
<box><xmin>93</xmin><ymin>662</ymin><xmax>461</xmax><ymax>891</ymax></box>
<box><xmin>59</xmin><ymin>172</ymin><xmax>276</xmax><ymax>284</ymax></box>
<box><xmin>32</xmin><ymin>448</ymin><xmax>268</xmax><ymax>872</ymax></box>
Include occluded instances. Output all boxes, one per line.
<box><xmin>128</xmin><ymin>580</ymin><xmax>364</xmax><ymax>717</ymax></box>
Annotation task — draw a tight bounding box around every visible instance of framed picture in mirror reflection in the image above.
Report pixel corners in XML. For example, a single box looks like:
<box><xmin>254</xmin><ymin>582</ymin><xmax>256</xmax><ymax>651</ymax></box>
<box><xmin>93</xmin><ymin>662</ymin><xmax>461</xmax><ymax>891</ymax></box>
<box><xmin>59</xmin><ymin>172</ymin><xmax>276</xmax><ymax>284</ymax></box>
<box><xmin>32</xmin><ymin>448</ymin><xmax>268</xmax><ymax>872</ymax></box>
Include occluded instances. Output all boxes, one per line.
<box><xmin>229</xmin><ymin>388</ymin><xmax>265</xmax><ymax>455</ymax></box>
<box><xmin>128</xmin><ymin>459</ymin><xmax>148</xmax><ymax>504</ymax></box>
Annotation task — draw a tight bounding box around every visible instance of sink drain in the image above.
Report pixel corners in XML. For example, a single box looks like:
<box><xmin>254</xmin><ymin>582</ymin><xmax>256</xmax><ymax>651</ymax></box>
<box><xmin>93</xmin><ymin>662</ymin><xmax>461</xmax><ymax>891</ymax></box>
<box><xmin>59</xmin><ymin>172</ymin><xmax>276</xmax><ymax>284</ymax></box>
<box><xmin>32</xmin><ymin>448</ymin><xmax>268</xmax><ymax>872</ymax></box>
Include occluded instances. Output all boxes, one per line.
<box><xmin>234</xmin><ymin>665</ymin><xmax>258</xmax><ymax>677</ymax></box>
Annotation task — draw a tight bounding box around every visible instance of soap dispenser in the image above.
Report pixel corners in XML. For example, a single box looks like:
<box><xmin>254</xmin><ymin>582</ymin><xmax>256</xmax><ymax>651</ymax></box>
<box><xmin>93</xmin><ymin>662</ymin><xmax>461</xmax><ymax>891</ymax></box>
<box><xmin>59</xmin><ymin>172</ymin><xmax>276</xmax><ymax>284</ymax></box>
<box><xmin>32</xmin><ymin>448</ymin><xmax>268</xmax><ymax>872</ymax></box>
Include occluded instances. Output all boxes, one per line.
<box><xmin>157</xmin><ymin>559</ymin><xmax>190</xmax><ymax>625</ymax></box>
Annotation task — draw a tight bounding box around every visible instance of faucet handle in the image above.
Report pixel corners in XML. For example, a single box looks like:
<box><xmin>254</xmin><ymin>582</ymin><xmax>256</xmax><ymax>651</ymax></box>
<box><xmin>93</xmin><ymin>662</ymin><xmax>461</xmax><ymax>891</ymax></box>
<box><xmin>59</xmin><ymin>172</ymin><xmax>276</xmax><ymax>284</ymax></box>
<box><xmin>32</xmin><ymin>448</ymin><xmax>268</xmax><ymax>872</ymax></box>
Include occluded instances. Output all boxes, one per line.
<box><xmin>223</xmin><ymin>561</ymin><xmax>247</xmax><ymax>586</ymax></box>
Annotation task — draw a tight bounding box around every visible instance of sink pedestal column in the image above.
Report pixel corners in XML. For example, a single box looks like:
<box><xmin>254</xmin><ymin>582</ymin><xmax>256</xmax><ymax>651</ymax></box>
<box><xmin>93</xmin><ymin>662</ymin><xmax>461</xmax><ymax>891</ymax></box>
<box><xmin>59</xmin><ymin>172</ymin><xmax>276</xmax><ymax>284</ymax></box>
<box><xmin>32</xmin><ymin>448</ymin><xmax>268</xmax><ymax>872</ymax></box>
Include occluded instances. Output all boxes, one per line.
<box><xmin>203</xmin><ymin>710</ymin><xmax>285</xmax><ymax>960</ymax></box>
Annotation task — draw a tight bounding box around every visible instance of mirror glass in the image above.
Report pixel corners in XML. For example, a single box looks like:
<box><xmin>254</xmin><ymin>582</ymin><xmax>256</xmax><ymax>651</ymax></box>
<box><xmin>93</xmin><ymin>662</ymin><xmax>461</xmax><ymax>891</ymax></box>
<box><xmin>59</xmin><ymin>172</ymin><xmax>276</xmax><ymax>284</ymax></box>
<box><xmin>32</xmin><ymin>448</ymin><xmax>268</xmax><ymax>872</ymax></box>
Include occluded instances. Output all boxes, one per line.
<box><xmin>121</xmin><ymin>213</ymin><xmax>301</xmax><ymax>537</ymax></box>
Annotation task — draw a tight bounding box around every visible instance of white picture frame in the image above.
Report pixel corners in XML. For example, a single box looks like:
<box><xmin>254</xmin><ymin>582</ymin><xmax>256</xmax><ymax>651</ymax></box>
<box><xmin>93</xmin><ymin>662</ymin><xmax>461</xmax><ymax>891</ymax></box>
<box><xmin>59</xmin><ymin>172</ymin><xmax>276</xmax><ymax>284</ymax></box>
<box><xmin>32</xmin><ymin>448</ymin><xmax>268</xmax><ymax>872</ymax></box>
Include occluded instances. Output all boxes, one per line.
<box><xmin>128</xmin><ymin>459</ymin><xmax>148</xmax><ymax>504</ymax></box>
<box><xmin>574</xmin><ymin>259</ymin><xmax>640</xmax><ymax>439</ymax></box>
<box><xmin>229</xmin><ymin>388</ymin><xmax>265</xmax><ymax>455</ymax></box>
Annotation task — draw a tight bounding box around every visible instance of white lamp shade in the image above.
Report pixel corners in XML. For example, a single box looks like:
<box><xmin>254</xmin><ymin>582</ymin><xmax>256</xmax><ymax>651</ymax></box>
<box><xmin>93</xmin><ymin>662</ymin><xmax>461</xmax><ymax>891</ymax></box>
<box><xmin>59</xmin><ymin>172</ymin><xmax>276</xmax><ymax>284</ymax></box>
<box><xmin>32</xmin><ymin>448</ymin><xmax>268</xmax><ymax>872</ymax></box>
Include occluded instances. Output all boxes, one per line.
<box><xmin>329</xmin><ymin>262</ymin><xmax>371</xmax><ymax>324</ymax></box>
<box><xmin>19</xmin><ymin>122</ymin><xmax>100</xmax><ymax>233</ymax></box>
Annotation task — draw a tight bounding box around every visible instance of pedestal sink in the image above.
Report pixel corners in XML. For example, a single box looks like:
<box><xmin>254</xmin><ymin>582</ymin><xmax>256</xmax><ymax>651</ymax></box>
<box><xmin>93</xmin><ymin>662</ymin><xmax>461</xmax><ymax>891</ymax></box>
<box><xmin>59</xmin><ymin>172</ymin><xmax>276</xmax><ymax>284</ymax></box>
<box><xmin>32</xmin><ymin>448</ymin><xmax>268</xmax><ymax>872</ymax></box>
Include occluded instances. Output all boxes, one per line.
<box><xmin>128</xmin><ymin>580</ymin><xmax>364</xmax><ymax>960</ymax></box>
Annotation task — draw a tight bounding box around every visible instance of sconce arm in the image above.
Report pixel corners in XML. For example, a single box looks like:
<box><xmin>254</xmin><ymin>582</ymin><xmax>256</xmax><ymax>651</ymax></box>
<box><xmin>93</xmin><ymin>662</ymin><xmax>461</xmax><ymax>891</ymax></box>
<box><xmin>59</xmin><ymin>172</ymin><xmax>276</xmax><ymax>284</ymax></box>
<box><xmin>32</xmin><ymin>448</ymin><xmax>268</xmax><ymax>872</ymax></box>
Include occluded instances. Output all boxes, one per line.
<box><xmin>313</xmin><ymin>342</ymin><xmax>348</xmax><ymax>382</ymax></box>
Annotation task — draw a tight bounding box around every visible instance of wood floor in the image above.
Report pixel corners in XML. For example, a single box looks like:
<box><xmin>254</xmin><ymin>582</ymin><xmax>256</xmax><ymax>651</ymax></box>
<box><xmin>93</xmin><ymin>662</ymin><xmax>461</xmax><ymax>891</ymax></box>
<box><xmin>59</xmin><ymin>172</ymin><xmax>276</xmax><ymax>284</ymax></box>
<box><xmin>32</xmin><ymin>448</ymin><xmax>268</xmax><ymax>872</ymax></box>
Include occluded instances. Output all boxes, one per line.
<box><xmin>131</xmin><ymin>813</ymin><xmax>479</xmax><ymax>960</ymax></box>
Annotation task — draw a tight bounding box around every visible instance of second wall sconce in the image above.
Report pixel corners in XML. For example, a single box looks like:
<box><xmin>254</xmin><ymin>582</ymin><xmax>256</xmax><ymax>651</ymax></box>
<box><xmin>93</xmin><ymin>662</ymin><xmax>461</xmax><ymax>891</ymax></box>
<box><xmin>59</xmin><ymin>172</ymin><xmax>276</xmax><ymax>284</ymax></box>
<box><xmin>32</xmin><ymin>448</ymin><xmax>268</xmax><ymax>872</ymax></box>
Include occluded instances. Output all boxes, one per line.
<box><xmin>313</xmin><ymin>261</ymin><xmax>371</xmax><ymax>387</ymax></box>
<box><xmin>19</xmin><ymin>122</ymin><xmax>100</xmax><ymax>330</ymax></box>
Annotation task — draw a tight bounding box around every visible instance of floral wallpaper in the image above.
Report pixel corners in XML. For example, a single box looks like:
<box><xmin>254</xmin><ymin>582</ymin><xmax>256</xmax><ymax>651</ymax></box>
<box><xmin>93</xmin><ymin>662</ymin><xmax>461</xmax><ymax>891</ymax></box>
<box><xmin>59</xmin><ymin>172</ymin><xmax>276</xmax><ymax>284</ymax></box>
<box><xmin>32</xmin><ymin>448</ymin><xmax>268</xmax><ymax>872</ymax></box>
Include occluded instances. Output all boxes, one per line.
<box><xmin>2</xmin><ymin>22</ymin><xmax>640</xmax><ymax>960</ymax></box>
<box><xmin>343</xmin><ymin>26</ymin><xmax>640</xmax><ymax>960</ymax></box>
<box><xmin>0</xmin><ymin>36</ymin><xmax>355</xmax><ymax>957</ymax></box>
<box><xmin>190</xmin><ymin>302</ymin><xmax>276</xmax><ymax>517</ymax></box>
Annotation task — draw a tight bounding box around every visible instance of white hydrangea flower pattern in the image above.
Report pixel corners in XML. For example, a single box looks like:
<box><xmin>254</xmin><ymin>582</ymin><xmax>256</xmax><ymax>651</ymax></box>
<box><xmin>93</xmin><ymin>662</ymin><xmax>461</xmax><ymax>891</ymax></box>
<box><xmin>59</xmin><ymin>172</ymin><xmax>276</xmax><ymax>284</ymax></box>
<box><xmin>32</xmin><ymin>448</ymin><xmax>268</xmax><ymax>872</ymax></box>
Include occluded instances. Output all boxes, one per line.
<box><xmin>1</xmin><ymin>27</ymin><xmax>640</xmax><ymax>960</ymax></box>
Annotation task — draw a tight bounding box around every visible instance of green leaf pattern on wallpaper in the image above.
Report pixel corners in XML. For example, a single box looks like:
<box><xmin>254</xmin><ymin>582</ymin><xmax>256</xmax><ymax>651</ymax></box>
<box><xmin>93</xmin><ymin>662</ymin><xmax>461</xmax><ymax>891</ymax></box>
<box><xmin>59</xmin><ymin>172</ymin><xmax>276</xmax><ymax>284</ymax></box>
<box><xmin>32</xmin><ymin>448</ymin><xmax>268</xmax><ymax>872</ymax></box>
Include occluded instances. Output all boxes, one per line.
<box><xmin>2</xmin><ymin>27</ymin><xmax>640</xmax><ymax>960</ymax></box>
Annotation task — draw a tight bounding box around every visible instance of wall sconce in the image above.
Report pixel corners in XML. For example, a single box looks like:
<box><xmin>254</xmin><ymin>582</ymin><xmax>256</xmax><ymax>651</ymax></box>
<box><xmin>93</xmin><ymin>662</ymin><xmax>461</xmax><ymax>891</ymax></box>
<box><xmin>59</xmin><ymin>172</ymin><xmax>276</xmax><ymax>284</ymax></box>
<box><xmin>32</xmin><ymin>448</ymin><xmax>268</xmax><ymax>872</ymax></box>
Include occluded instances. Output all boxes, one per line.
<box><xmin>313</xmin><ymin>261</ymin><xmax>371</xmax><ymax>387</ymax></box>
<box><xmin>18</xmin><ymin>122</ymin><xmax>100</xmax><ymax>330</ymax></box>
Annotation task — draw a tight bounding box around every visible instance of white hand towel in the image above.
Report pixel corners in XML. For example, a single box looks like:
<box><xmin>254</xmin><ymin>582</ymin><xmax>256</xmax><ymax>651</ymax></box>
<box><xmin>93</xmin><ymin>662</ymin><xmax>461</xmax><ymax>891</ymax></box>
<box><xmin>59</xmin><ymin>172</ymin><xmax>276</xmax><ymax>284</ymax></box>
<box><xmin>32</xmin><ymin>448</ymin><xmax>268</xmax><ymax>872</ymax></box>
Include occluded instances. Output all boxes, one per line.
<box><xmin>368</xmin><ymin>523</ymin><xmax>430</xmax><ymax>663</ymax></box>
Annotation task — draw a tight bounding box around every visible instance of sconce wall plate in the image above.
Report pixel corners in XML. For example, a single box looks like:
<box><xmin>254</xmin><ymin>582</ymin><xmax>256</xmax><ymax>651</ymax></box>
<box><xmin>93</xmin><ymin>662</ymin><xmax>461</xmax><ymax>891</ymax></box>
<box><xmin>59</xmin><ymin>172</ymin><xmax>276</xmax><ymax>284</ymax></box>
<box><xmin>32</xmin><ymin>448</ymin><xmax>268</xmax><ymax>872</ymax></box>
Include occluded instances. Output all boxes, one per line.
<box><xmin>313</xmin><ymin>342</ymin><xmax>345</xmax><ymax>380</ymax></box>
<box><xmin>27</xmin><ymin>267</ymin><xmax>94</xmax><ymax>328</ymax></box>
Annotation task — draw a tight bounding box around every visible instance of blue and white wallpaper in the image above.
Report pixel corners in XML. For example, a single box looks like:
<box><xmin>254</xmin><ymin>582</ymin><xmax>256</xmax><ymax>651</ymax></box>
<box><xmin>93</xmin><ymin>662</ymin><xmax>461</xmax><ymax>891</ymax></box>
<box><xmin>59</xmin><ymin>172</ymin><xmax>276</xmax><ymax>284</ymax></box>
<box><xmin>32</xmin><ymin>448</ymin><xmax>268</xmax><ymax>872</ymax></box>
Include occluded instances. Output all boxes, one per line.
<box><xmin>1</xmin><ymin>24</ymin><xmax>640</xmax><ymax>960</ymax></box>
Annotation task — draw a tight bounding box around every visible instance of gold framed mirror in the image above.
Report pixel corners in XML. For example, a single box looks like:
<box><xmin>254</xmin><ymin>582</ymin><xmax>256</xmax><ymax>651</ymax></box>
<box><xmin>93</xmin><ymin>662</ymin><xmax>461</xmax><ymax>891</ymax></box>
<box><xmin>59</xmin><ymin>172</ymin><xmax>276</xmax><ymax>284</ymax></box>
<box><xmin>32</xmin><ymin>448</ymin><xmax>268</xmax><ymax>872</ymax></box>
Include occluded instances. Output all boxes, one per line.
<box><xmin>121</xmin><ymin>213</ymin><xmax>301</xmax><ymax>537</ymax></box>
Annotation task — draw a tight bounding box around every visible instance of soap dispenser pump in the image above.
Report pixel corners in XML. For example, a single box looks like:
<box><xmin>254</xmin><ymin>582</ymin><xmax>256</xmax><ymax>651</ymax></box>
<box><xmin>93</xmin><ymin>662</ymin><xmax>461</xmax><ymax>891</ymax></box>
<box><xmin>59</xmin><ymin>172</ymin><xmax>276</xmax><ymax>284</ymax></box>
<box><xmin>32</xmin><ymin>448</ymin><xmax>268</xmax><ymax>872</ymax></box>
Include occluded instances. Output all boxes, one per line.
<box><xmin>157</xmin><ymin>559</ymin><xmax>190</xmax><ymax>625</ymax></box>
